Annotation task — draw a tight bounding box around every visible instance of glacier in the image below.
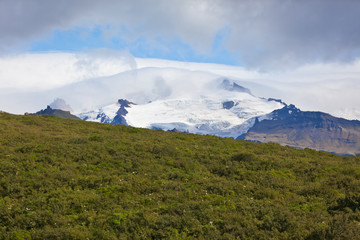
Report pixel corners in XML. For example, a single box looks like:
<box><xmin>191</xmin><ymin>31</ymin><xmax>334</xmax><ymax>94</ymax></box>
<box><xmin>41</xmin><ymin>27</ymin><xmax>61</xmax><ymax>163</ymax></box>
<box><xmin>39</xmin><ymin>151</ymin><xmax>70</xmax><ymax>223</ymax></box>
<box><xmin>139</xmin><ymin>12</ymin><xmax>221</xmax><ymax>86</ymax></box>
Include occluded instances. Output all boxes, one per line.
<box><xmin>79</xmin><ymin>78</ymin><xmax>285</xmax><ymax>138</ymax></box>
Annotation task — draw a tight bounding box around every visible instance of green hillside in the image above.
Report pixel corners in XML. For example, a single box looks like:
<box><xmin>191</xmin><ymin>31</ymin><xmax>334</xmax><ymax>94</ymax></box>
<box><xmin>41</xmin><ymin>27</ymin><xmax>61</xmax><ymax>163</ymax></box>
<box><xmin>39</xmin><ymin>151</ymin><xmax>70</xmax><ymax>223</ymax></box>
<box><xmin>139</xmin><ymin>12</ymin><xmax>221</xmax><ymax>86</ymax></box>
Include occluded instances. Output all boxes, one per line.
<box><xmin>1</xmin><ymin>112</ymin><xmax>360</xmax><ymax>239</ymax></box>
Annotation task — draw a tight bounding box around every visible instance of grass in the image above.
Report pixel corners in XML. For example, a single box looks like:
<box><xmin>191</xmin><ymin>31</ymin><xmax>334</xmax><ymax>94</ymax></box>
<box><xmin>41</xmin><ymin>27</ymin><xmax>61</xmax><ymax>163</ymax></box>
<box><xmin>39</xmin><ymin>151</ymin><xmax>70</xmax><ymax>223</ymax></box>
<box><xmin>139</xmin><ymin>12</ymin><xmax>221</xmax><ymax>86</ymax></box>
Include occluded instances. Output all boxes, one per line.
<box><xmin>0</xmin><ymin>112</ymin><xmax>360</xmax><ymax>239</ymax></box>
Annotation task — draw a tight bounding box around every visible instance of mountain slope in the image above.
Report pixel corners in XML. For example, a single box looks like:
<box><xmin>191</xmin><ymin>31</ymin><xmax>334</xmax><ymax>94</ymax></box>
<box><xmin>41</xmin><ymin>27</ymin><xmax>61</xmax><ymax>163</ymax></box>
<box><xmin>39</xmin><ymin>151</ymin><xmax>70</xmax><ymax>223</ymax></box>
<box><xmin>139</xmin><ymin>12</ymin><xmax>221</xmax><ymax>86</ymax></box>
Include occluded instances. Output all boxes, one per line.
<box><xmin>1</xmin><ymin>112</ymin><xmax>360</xmax><ymax>239</ymax></box>
<box><xmin>241</xmin><ymin>105</ymin><xmax>360</xmax><ymax>155</ymax></box>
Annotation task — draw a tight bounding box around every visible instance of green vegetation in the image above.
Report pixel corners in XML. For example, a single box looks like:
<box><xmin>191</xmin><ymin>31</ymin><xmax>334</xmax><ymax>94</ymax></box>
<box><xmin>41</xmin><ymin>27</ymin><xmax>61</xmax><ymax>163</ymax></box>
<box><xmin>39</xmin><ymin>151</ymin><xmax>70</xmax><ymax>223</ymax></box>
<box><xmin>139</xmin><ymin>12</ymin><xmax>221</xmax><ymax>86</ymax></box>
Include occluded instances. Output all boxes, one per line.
<box><xmin>1</xmin><ymin>112</ymin><xmax>360</xmax><ymax>239</ymax></box>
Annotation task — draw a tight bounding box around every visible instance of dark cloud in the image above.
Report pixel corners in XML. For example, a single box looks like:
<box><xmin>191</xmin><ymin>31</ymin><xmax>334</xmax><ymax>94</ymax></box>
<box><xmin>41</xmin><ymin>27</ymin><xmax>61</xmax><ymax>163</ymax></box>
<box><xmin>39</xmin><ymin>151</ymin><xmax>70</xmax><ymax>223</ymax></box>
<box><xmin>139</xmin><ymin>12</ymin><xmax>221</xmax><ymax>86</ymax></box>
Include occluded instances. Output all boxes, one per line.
<box><xmin>0</xmin><ymin>0</ymin><xmax>101</xmax><ymax>52</ymax></box>
<box><xmin>224</xmin><ymin>0</ymin><xmax>360</xmax><ymax>69</ymax></box>
<box><xmin>1</xmin><ymin>0</ymin><xmax>360</xmax><ymax>69</ymax></box>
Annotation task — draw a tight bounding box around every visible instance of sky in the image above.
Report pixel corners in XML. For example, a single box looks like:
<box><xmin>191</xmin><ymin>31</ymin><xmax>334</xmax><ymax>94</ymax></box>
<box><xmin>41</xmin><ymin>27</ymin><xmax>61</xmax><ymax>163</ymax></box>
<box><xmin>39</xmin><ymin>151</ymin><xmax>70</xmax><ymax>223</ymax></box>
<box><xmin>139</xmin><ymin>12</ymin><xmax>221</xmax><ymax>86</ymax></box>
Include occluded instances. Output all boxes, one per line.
<box><xmin>1</xmin><ymin>0</ymin><xmax>360</xmax><ymax>119</ymax></box>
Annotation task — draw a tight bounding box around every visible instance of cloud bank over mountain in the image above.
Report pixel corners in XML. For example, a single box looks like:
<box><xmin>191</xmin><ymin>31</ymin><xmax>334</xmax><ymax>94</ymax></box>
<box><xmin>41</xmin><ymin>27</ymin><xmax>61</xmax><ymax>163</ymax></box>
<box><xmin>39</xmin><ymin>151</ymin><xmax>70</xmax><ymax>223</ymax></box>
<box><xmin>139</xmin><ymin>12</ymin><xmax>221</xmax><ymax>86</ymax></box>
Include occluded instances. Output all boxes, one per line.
<box><xmin>0</xmin><ymin>52</ymin><xmax>360</xmax><ymax>121</ymax></box>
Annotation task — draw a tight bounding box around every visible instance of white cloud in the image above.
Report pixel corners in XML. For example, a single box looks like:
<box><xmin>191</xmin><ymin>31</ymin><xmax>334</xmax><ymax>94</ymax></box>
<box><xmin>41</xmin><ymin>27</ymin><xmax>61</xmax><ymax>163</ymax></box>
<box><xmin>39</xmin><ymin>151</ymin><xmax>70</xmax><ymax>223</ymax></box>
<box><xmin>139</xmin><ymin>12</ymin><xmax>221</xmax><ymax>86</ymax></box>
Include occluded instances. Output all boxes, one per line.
<box><xmin>0</xmin><ymin>50</ymin><xmax>136</xmax><ymax>91</ymax></box>
<box><xmin>49</xmin><ymin>98</ymin><xmax>72</xmax><ymax>112</ymax></box>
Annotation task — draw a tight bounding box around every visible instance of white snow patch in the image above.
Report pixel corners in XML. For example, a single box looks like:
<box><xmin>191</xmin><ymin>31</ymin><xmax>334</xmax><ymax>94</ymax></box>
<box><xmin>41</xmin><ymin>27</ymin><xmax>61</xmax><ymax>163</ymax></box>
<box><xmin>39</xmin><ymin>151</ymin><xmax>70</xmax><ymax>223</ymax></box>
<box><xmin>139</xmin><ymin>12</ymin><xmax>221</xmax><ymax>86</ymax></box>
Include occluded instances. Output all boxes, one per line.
<box><xmin>83</xmin><ymin>89</ymin><xmax>286</xmax><ymax>138</ymax></box>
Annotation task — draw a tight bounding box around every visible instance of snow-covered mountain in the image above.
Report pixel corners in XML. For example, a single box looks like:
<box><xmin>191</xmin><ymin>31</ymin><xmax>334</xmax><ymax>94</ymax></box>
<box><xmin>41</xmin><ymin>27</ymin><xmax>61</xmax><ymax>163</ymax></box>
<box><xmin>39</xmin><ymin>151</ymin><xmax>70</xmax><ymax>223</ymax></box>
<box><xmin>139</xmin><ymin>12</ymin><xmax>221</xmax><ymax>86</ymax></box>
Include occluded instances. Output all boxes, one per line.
<box><xmin>79</xmin><ymin>79</ymin><xmax>285</xmax><ymax>138</ymax></box>
<box><xmin>13</xmin><ymin>54</ymin><xmax>359</xmax><ymax>155</ymax></box>
<box><xmin>36</xmin><ymin>74</ymin><xmax>360</xmax><ymax>155</ymax></box>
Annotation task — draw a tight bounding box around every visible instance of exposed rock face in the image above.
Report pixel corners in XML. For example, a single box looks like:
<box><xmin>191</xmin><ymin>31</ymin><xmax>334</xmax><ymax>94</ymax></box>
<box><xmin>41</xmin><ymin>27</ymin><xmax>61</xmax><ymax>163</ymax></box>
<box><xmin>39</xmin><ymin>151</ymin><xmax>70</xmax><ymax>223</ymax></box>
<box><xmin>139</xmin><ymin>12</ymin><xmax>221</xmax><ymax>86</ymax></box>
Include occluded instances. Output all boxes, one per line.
<box><xmin>111</xmin><ymin>99</ymin><xmax>134</xmax><ymax>125</ymax></box>
<box><xmin>33</xmin><ymin>106</ymin><xmax>80</xmax><ymax>120</ymax></box>
<box><xmin>95</xmin><ymin>112</ymin><xmax>111</xmax><ymax>124</ymax></box>
<box><xmin>241</xmin><ymin>105</ymin><xmax>360</xmax><ymax>155</ymax></box>
<box><xmin>168</xmin><ymin>128</ymin><xmax>181</xmax><ymax>133</ymax></box>
<box><xmin>222</xmin><ymin>101</ymin><xmax>235</xmax><ymax>109</ymax></box>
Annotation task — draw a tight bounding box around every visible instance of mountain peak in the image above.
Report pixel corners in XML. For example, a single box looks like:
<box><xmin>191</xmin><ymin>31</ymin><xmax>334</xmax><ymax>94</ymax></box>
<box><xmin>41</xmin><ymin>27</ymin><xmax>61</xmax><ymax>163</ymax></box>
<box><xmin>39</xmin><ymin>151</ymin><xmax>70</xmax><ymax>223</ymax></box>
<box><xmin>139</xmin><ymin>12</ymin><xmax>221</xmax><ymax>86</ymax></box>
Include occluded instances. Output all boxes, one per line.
<box><xmin>219</xmin><ymin>79</ymin><xmax>252</xmax><ymax>94</ymax></box>
<box><xmin>32</xmin><ymin>106</ymin><xmax>80</xmax><ymax>120</ymax></box>
<box><xmin>271</xmin><ymin>104</ymin><xmax>301</xmax><ymax>120</ymax></box>
<box><xmin>49</xmin><ymin>98</ymin><xmax>73</xmax><ymax>112</ymax></box>
<box><xmin>113</xmin><ymin>99</ymin><xmax>135</xmax><ymax>125</ymax></box>
<box><xmin>117</xmin><ymin>99</ymin><xmax>134</xmax><ymax>108</ymax></box>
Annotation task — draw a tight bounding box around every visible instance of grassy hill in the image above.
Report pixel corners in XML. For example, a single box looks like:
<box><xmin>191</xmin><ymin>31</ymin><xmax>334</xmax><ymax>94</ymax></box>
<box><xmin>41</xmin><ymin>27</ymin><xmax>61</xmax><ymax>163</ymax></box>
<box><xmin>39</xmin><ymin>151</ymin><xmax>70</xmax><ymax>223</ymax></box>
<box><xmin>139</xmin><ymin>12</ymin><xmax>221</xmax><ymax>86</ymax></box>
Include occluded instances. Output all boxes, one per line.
<box><xmin>1</xmin><ymin>112</ymin><xmax>360</xmax><ymax>239</ymax></box>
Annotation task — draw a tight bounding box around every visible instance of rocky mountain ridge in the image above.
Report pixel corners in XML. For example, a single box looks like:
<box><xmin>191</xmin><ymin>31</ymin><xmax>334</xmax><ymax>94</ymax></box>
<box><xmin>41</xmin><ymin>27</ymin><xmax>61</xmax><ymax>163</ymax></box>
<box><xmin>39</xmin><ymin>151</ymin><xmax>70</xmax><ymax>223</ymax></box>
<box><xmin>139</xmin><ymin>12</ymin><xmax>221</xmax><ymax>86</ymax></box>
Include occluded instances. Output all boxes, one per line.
<box><xmin>240</xmin><ymin>105</ymin><xmax>360</xmax><ymax>155</ymax></box>
<box><xmin>32</xmin><ymin>106</ymin><xmax>80</xmax><ymax>120</ymax></box>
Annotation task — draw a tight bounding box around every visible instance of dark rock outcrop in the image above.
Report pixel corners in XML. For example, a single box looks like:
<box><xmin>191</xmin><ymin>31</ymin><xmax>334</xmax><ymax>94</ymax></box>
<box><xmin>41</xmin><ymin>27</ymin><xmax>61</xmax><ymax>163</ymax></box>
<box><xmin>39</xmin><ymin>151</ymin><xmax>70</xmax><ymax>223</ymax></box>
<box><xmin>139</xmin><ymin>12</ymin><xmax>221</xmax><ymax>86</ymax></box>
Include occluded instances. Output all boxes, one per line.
<box><xmin>222</xmin><ymin>101</ymin><xmax>235</xmax><ymax>109</ymax></box>
<box><xmin>96</xmin><ymin>112</ymin><xmax>111</xmax><ymax>124</ymax></box>
<box><xmin>111</xmin><ymin>99</ymin><xmax>135</xmax><ymax>125</ymax></box>
<box><xmin>32</xmin><ymin>106</ymin><xmax>80</xmax><ymax>120</ymax></box>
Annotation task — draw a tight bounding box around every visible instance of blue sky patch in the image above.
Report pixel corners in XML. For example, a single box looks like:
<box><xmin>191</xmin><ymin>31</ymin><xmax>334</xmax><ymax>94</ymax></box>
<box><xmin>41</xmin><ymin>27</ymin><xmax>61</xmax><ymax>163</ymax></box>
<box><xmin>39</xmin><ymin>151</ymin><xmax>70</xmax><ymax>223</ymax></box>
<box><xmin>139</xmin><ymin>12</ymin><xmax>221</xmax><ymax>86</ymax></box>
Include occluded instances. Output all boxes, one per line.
<box><xmin>30</xmin><ymin>26</ymin><xmax>237</xmax><ymax>65</ymax></box>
